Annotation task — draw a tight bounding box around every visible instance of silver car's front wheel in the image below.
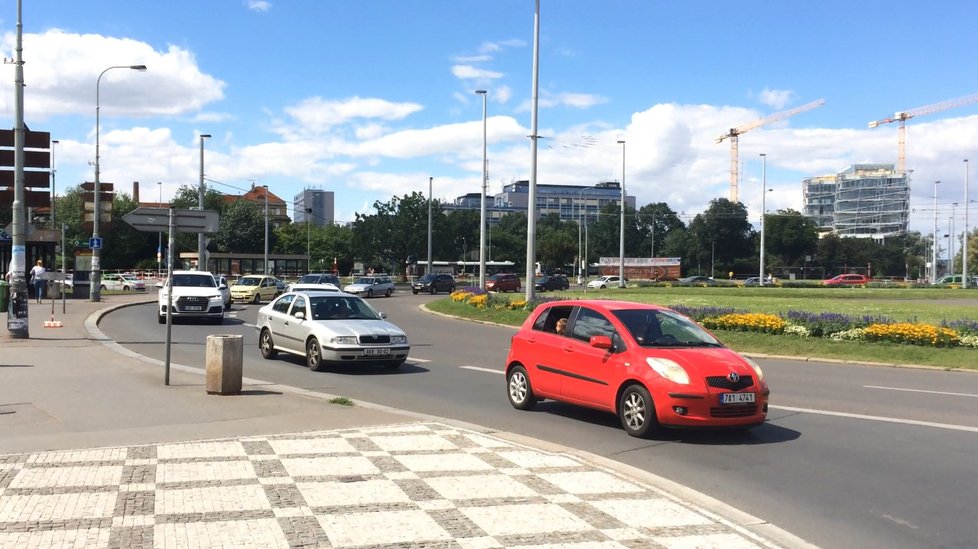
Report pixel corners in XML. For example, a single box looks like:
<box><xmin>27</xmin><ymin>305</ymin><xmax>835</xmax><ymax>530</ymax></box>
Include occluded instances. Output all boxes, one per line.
<box><xmin>259</xmin><ymin>329</ymin><xmax>277</xmax><ymax>359</ymax></box>
<box><xmin>306</xmin><ymin>338</ymin><xmax>326</xmax><ymax>372</ymax></box>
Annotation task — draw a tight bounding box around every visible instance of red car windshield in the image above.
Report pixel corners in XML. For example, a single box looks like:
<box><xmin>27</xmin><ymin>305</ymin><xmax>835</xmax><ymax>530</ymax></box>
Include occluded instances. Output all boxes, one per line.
<box><xmin>612</xmin><ymin>309</ymin><xmax>722</xmax><ymax>347</ymax></box>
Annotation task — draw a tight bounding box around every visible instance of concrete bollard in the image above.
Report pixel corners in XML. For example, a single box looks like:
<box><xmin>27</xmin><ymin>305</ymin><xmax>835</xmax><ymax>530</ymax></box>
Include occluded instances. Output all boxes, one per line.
<box><xmin>205</xmin><ymin>334</ymin><xmax>243</xmax><ymax>395</ymax></box>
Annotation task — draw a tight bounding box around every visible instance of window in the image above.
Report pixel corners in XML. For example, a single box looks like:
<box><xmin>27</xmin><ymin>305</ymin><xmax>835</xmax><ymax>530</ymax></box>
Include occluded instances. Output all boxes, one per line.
<box><xmin>570</xmin><ymin>307</ymin><xmax>615</xmax><ymax>343</ymax></box>
<box><xmin>291</xmin><ymin>296</ymin><xmax>306</xmax><ymax>317</ymax></box>
<box><xmin>273</xmin><ymin>294</ymin><xmax>294</xmax><ymax>314</ymax></box>
<box><xmin>532</xmin><ymin>305</ymin><xmax>573</xmax><ymax>333</ymax></box>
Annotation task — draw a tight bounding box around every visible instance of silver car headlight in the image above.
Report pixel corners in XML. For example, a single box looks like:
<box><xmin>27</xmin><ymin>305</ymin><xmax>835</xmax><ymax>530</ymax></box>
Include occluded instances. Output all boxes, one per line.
<box><xmin>646</xmin><ymin>357</ymin><xmax>690</xmax><ymax>385</ymax></box>
<box><xmin>332</xmin><ymin>336</ymin><xmax>358</xmax><ymax>345</ymax></box>
<box><xmin>391</xmin><ymin>335</ymin><xmax>407</xmax><ymax>344</ymax></box>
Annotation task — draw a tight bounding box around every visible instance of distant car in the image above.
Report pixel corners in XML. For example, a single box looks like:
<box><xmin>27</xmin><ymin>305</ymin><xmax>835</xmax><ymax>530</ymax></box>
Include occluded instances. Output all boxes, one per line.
<box><xmin>822</xmin><ymin>274</ymin><xmax>870</xmax><ymax>286</ymax></box>
<box><xmin>230</xmin><ymin>274</ymin><xmax>281</xmax><ymax>303</ymax></box>
<box><xmin>256</xmin><ymin>291</ymin><xmax>410</xmax><ymax>371</ymax></box>
<box><xmin>535</xmin><ymin>274</ymin><xmax>569</xmax><ymax>292</ymax></box>
<box><xmin>504</xmin><ymin>299</ymin><xmax>769</xmax><ymax>437</ymax></box>
<box><xmin>412</xmin><ymin>273</ymin><xmax>456</xmax><ymax>295</ymax></box>
<box><xmin>274</xmin><ymin>278</ymin><xmax>287</xmax><ymax>295</ymax></box>
<box><xmin>158</xmin><ymin>270</ymin><xmax>225</xmax><ymax>324</ymax></box>
<box><xmin>933</xmin><ymin>275</ymin><xmax>978</xmax><ymax>287</ymax></box>
<box><xmin>586</xmin><ymin>275</ymin><xmax>623</xmax><ymax>289</ymax></box>
<box><xmin>100</xmin><ymin>273</ymin><xmax>146</xmax><ymax>291</ymax></box>
<box><xmin>743</xmin><ymin>276</ymin><xmax>774</xmax><ymax>287</ymax></box>
<box><xmin>287</xmin><ymin>273</ymin><xmax>340</xmax><ymax>293</ymax></box>
<box><xmin>343</xmin><ymin>275</ymin><xmax>395</xmax><ymax>297</ymax></box>
<box><xmin>678</xmin><ymin>276</ymin><xmax>717</xmax><ymax>286</ymax></box>
<box><xmin>486</xmin><ymin>273</ymin><xmax>521</xmax><ymax>292</ymax></box>
<box><xmin>216</xmin><ymin>275</ymin><xmax>231</xmax><ymax>307</ymax></box>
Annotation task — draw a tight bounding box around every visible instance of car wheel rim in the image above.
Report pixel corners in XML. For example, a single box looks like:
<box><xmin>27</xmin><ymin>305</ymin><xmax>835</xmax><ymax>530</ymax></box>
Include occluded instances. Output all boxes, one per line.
<box><xmin>260</xmin><ymin>332</ymin><xmax>271</xmax><ymax>353</ymax></box>
<box><xmin>622</xmin><ymin>392</ymin><xmax>646</xmax><ymax>430</ymax></box>
<box><xmin>508</xmin><ymin>372</ymin><xmax>527</xmax><ymax>403</ymax></box>
<box><xmin>307</xmin><ymin>341</ymin><xmax>320</xmax><ymax>367</ymax></box>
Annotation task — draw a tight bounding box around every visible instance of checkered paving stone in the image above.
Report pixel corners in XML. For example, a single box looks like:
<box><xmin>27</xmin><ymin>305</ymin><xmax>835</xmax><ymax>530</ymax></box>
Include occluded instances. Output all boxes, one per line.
<box><xmin>0</xmin><ymin>422</ymin><xmax>777</xmax><ymax>548</ymax></box>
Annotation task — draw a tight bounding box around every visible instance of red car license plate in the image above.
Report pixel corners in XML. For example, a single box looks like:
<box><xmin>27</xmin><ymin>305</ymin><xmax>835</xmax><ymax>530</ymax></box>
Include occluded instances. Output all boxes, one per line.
<box><xmin>720</xmin><ymin>392</ymin><xmax>755</xmax><ymax>404</ymax></box>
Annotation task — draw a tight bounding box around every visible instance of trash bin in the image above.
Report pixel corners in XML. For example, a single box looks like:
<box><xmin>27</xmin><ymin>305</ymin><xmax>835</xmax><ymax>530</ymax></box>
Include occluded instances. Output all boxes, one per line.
<box><xmin>0</xmin><ymin>280</ymin><xmax>8</xmax><ymax>311</ymax></box>
<box><xmin>205</xmin><ymin>334</ymin><xmax>243</xmax><ymax>395</ymax></box>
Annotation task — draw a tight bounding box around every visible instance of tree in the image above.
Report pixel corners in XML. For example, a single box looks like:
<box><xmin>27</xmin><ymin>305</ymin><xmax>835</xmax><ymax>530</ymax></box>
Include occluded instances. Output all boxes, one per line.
<box><xmin>168</xmin><ymin>185</ymin><xmax>227</xmax><ymax>254</ymax></box>
<box><xmin>213</xmin><ymin>200</ymin><xmax>268</xmax><ymax>253</ymax></box>
<box><xmin>352</xmin><ymin>192</ymin><xmax>435</xmax><ymax>276</ymax></box>
<box><xmin>101</xmin><ymin>193</ymin><xmax>157</xmax><ymax>269</ymax></box>
<box><xmin>764</xmin><ymin>209</ymin><xmax>819</xmax><ymax>268</ymax></box>
<box><xmin>687</xmin><ymin>198</ymin><xmax>754</xmax><ymax>276</ymax></box>
<box><xmin>536</xmin><ymin>213</ymin><xmax>577</xmax><ymax>272</ymax></box>
<box><xmin>636</xmin><ymin>202</ymin><xmax>685</xmax><ymax>258</ymax></box>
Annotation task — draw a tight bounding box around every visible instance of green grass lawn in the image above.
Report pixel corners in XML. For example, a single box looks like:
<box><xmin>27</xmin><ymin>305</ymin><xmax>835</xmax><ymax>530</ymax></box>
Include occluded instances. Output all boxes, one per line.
<box><xmin>427</xmin><ymin>286</ymin><xmax>978</xmax><ymax>371</ymax></box>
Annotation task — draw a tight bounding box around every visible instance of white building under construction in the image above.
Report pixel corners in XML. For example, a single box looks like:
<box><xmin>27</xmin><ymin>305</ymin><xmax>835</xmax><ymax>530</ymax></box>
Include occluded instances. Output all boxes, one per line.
<box><xmin>802</xmin><ymin>164</ymin><xmax>909</xmax><ymax>238</ymax></box>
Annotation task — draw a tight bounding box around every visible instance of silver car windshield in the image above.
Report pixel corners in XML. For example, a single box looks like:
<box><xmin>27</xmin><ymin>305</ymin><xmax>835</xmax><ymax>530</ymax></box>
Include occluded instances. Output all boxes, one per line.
<box><xmin>309</xmin><ymin>295</ymin><xmax>381</xmax><ymax>321</ymax></box>
<box><xmin>612</xmin><ymin>309</ymin><xmax>721</xmax><ymax>347</ymax></box>
<box><xmin>172</xmin><ymin>274</ymin><xmax>216</xmax><ymax>288</ymax></box>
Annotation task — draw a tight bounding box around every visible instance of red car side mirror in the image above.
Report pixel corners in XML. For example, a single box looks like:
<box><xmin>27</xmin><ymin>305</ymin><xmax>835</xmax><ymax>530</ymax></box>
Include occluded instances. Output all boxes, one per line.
<box><xmin>589</xmin><ymin>335</ymin><xmax>613</xmax><ymax>349</ymax></box>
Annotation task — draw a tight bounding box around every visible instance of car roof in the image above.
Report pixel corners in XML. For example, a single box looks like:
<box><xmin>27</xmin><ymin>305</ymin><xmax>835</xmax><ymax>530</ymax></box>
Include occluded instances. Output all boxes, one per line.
<box><xmin>534</xmin><ymin>299</ymin><xmax>667</xmax><ymax>312</ymax></box>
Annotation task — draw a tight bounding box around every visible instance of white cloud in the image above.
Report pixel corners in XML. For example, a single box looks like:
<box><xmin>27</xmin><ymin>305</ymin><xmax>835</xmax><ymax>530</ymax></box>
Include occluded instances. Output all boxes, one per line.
<box><xmin>516</xmin><ymin>91</ymin><xmax>608</xmax><ymax>111</ymax></box>
<box><xmin>0</xmin><ymin>30</ymin><xmax>225</xmax><ymax>119</ymax></box>
<box><xmin>246</xmin><ymin>1</ymin><xmax>272</xmax><ymax>12</ymax></box>
<box><xmin>281</xmin><ymin>96</ymin><xmax>424</xmax><ymax>136</ymax></box>
<box><xmin>758</xmin><ymin>88</ymin><xmax>794</xmax><ymax>110</ymax></box>
<box><xmin>451</xmin><ymin>65</ymin><xmax>504</xmax><ymax>80</ymax></box>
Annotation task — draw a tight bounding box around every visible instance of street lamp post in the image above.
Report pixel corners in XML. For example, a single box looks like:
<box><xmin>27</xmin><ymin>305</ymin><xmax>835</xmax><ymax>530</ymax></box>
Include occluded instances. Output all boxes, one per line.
<box><xmin>263</xmin><ymin>185</ymin><xmax>269</xmax><ymax>275</ymax></box>
<box><xmin>51</xmin><ymin>140</ymin><xmax>58</xmax><ymax>231</ymax></box>
<box><xmin>157</xmin><ymin>181</ymin><xmax>162</xmax><ymax>278</ymax></box>
<box><xmin>950</xmin><ymin>204</ymin><xmax>958</xmax><ymax>276</ymax></box>
<box><xmin>475</xmin><ymin>89</ymin><xmax>488</xmax><ymax>288</ymax></box>
<box><xmin>427</xmin><ymin>177</ymin><xmax>433</xmax><ymax>276</ymax></box>
<box><xmin>576</xmin><ymin>186</ymin><xmax>594</xmax><ymax>283</ymax></box>
<box><xmin>965</xmin><ymin>160</ymin><xmax>970</xmax><ymax>289</ymax></box>
<box><xmin>617</xmin><ymin>140</ymin><xmax>626</xmax><ymax>288</ymax></box>
<box><xmin>197</xmin><ymin>133</ymin><xmax>211</xmax><ymax>271</ymax></box>
<box><xmin>92</xmin><ymin>64</ymin><xmax>147</xmax><ymax>302</ymax></box>
<box><xmin>305</xmin><ymin>207</ymin><xmax>313</xmax><ymax>262</ymax></box>
<box><xmin>932</xmin><ymin>180</ymin><xmax>940</xmax><ymax>284</ymax></box>
<box><xmin>759</xmin><ymin>153</ymin><xmax>767</xmax><ymax>286</ymax></box>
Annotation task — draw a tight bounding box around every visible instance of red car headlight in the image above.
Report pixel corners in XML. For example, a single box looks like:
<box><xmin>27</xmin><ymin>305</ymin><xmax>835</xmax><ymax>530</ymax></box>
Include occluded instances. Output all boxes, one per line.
<box><xmin>646</xmin><ymin>357</ymin><xmax>690</xmax><ymax>385</ymax></box>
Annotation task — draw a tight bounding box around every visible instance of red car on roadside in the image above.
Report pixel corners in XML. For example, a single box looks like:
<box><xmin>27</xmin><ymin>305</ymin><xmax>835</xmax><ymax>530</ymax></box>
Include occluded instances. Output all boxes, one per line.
<box><xmin>822</xmin><ymin>274</ymin><xmax>870</xmax><ymax>286</ymax></box>
<box><xmin>504</xmin><ymin>300</ymin><xmax>769</xmax><ymax>438</ymax></box>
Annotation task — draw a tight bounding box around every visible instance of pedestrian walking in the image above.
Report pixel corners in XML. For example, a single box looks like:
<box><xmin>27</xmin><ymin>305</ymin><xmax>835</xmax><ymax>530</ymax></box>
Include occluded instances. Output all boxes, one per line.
<box><xmin>29</xmin><ymin>259</ymin><xmax>46</xmax><ymax>303</ymax></box>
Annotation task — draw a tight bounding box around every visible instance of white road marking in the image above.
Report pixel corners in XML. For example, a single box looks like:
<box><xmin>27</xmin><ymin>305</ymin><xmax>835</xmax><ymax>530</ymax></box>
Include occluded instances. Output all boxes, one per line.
<box><xmin>461</xmin><ymin>365</ymin><xmax>504</xmax><ymax>375</ymax></box>
<box><xmin>409</xmin><ymin>357</ymin><xmax>432</xmax><ymax>363</ymax></box>
<box><xmin>771</xmin><ymin>405</ymin><xmax>978</xmax><ymax>433</ymax></box>
<box><xmin>457</xmin><ymin>368</ymin><xmax>978</xmax><ymax>433</ymax></box>
<box><xmin>864</xmin><ymin>385</ymin><xmax>978</xmax><ymax>399</ymax></box>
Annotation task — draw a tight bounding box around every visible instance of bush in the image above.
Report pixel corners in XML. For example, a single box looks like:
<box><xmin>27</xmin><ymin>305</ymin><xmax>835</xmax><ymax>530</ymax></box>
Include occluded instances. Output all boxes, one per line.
<box><xmin>863</xmin><ymin>323</ymin><xmax>960</xmax><ymax>348</ymax></box>
<box><xmin>702</xmin><ymin>313</ymin><xmax>786</xmax><ymax>334</ymax></box>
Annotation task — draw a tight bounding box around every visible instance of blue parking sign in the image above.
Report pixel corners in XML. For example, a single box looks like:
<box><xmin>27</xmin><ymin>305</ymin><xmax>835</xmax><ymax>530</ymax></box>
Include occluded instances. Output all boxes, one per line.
<box><xmin>89</xmin><ymin>237</ymin><xmax>102</xmax><ymax>250</ymax></box>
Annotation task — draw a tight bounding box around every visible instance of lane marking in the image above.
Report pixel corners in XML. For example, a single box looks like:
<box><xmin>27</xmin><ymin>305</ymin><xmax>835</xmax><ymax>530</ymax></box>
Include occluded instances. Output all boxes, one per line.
<box><xmin>409</xmin><ymin>357</ymin><xmax>432</xmax><ymax>363</ymax></box>
<box><xmin>457</xmin><ymin>367</ymin><xmax>978</xmax><ymax>433</ymax></box>
<box><xmin>863</xmin><ymin>385</ymin><xmax>978</xmax><ymax>399</ymax></box>
<box><xmin>461</xmin><ymin>365</ymin><xmax>503</xmax><ymax>375</ymax></box>
<box><xmin>771</xmin><ymin>405</ymin><xmax>978</xmax><ymax>433</ymax></box>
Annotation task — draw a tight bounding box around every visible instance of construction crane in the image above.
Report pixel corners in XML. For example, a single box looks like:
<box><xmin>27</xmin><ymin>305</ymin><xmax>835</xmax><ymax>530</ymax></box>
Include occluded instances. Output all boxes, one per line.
<box><xmin>717</xmin><ymin>99</ymin><xmax>825</xmax><ymax>203</ymax></box>
<box><xmin>868</xmin><ymin>92</ymin><xmax>978</xmax><ymax>174</ymax></box>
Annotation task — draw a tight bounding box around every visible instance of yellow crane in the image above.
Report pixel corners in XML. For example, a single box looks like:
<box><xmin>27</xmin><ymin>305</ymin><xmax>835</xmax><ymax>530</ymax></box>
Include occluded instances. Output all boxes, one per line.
<box><xmin>717</xmin><ymin>99</ymin><xmax>825</xmax><ymax>203</ymax></box>
<box><xmin>868</xmin><ymin>92</ymin><xmax>978</xmax><ymax>174</ymax></box>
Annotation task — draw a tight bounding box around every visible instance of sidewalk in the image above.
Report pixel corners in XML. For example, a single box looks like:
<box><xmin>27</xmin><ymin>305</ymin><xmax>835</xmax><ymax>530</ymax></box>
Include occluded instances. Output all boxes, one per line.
<box><xmin>1</xmin><ymin>294</ymin><xmax>808</xmax><ymax>548</ymax></box>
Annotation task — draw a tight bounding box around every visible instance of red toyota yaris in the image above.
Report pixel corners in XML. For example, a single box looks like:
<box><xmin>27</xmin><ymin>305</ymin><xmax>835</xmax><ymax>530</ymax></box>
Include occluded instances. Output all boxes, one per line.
<box><xmin>505</xmin><ymin>300</ymin><xmax>769</xmax><ymax>438</ymax></box>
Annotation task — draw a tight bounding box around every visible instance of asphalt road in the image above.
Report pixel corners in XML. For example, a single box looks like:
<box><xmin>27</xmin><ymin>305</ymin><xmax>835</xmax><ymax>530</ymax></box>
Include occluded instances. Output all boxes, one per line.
<box><xmin>102</xmin><ymin>291</ymin><xmax>978</xmax><ymax>549</ymax></box>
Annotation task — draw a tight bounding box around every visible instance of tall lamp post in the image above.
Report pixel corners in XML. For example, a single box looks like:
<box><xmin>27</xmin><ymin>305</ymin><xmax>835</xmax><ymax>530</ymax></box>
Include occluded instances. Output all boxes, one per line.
<box><xmin>577</xmin><ymin>185</ymin><xmax>596</xmax><ymax>283</ymax></box>
<box><xmin>197</xmin><ymin>133</ymin><xmax>210</xmax><ymax>271</ymax></box>
<box><xmin>427</xmin><ymin>177</ymin><xmax>433</xmax><ymax>276</ymax></box>
<box><xmin>157</xmin><ymin>181</ymin><xmax>163</xmax><ymax>278</ymax></box>
<box><xmin>932</xmin><ymin>180</ymin><xmax>940</xmax><ymax>284</ymax></box>
<box><xmin>263</xmin><ymin>185</ymin><xmax>269</xmax><ymax>275</ymax></box>
<box><xmin>964</xmin><ymin>160</ymin><xmax>970</xmax><ymax>289</ymax></box>
<box><xmin>759</xmin><ymin>153</ymin><xmax>767</xmax><ymax>286</ymax></box>
<box><xmin>617</xmin><ymin>140</ymin><xmax>626</xmax><ymax>288</ymax></box>
<box><xmin>51</xmin><ymin>140</ymin><xmax>59</xmax><ymax>231</ymax></box>
<box><xmin>305</xmin><ymin>207</ymin><xmax>313</xmax><ymax>262</ymax></box>
<box><xmin>92</xmin><ymin>64</ymin><xmax>147</xmax><ymax>302</ymax></box>
<box><xmin>475</xmin><ymin>89</ymin><xmax>488</xmax><ymax>288</ymax></box>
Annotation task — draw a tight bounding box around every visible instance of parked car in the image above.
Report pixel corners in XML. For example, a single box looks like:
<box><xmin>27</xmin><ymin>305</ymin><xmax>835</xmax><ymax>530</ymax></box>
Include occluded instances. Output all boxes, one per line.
<box><xmin>504</xmin><ymin>299</ymin><xmax>769</xmax><ymax>437</ymax></box>
<box><xmin>586</xmin><ymin>275</ymin><xmax>623</xmax><ymax>289</ymax></box>
<box><xmin>535</xmin><ymin>274</ymin><xmax>569</xmax><ymax>292</ymax></box>
<box><xmin>256</xmin><ymin>291</ymin><xmax>410</xmax><ymax>371</ymax></box>
<box><xmin>230</xmin><ymin>274</ymin><xmax>281</xmax><ymax>303</ymax></box>
<box><xmin>411</xmin><ymin>273</ymin><xmax>456</xmax><ymax>294</ymax></box>
<box><xmin>286</xmin><ymin>273</ymin><xmax>340</xmax><ymax>293</ymax></box>
<box><xmin>678</xmin><ymin>276</ymin><xmax>717</xmax><ymax>286</ymax></box>
<box><xmin>822</xmin><ymin>274</ymin><xmax>870</xmax><ymax>286</ymax></box>
<box><xmin>486</xmin><ymin>273</ymin><xmax>521</xmax><ymax>292</ymax></box>
<box><xmin>157</xmin><ymin>270</ymin><xmax>225</xmax><ymax>324</ymax></box>
<box><xmin>100</xmin><ymin>273</ymin><xmax>146</xmax><ymax>291</ymax></box>
<box><xmin>343</xmin><ymin>275</ymin><xmax>395</xmax><ymax>297</ymax></box>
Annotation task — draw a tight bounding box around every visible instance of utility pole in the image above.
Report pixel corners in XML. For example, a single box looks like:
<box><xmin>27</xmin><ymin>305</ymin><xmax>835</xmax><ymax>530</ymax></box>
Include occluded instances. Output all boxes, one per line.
<box><xmin>7</xmin><ymin>0</ymin><xmax>30</xmax><ymax>338</ymax></box>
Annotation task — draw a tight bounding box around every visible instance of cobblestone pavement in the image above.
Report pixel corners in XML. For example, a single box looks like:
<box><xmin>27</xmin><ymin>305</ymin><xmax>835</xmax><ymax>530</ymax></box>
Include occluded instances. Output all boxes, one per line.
<box><xmin>0</xmin><ymin>422</ymin><xmax>781</xmax><ymax>549</ymax></box>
